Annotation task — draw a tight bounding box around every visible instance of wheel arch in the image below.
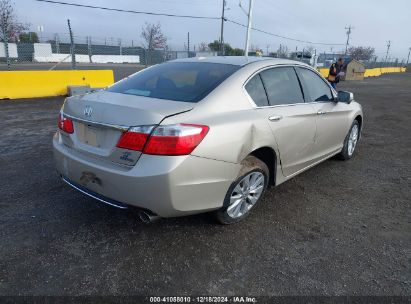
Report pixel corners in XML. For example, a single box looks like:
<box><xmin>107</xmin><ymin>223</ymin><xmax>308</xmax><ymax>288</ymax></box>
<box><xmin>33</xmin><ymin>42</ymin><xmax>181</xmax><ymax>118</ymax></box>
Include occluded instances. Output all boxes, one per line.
<box><xmin>354</xmin><ymin>114</ymin><xmax>363</xmax><ymax>138</ymax></box>
<box><xmin>354</xmin><ymin>114</ymin><xmax>363</xmax><ymax>129</ymax></box>
<box><xmin>249</xmin><ymin>146</ymin><xmax>277</xmax><ymax>186</ymax></box>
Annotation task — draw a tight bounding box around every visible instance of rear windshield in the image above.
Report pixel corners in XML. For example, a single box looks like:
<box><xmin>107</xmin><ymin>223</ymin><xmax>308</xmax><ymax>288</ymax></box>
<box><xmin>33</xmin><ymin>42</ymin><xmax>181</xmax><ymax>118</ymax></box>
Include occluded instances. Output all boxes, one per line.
<box><xmin>107</xmin><ymin>62</ymin><xmax>240</xmax><ymax>103</ymax></box>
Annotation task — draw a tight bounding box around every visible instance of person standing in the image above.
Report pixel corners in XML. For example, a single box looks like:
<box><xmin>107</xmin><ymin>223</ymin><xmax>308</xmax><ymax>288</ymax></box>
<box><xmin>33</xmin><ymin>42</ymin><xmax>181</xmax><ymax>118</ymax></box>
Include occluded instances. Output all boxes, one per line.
<box><xmin>328</xmin><ymin>57</ymin><xmax>344</xmax><ymax>89</ymax></box>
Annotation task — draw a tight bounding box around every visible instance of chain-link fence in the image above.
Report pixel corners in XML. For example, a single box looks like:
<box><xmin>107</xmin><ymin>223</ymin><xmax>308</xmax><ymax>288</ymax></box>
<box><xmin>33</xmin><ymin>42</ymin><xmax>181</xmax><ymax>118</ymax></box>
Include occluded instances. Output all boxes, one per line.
<box><xmin>315</xmin><ymin>52</ymin><xmax>405</xmax><ymax>69</ymax></box>
<box><xmin>0</xmin><ymin>32</ymin><xmax>219</xmax><ymax>70</ymax></box>
<box><xmin>0</xmin><ymin>31</ymin><xmax>406</xmax><ymax>71</ymax></box>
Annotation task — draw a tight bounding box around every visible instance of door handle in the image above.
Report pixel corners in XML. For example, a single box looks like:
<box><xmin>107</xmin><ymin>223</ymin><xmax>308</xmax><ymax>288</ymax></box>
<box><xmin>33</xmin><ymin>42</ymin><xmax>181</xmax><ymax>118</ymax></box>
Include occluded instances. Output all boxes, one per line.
<box><xmin>317</xmin><ymin>110</ymin><xmax>326</xmax><ymax>115</ymax></box>
<box><xmin>268</xmin><ymin>115</ymin><xmax>283</xmax><ymax>121</ymax></box>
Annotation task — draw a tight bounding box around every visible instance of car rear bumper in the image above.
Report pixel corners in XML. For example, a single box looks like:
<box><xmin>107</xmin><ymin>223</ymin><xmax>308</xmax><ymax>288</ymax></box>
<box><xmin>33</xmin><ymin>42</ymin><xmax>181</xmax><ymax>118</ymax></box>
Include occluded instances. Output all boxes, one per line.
<box><xmin>53</xmin><ymin>132</ymin><xmax>241</xmax><ymax>217</ymax></box>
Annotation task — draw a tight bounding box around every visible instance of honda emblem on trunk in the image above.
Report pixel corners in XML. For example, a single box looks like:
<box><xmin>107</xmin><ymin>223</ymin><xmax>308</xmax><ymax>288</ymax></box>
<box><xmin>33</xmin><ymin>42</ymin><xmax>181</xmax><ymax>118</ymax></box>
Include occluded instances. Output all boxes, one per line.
<box><xmin>84</xmin><ymin>105</ymin><xmax>93</xmax><ymax>117</ymax></box>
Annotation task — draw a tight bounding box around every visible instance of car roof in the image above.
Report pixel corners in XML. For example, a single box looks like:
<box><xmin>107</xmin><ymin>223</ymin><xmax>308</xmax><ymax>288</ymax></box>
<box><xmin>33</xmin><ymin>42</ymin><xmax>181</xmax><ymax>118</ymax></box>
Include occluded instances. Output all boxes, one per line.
<box><xmin>169</xmin><ymin>56</ymin><xmax>309</xmax><ymax>67</ymax></box>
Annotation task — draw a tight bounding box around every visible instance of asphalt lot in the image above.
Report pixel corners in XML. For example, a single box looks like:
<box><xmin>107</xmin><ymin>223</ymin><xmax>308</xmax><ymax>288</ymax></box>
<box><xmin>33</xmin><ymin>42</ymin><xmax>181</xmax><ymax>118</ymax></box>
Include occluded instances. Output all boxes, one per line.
<box><xmin>0</xmin><ymin>72</ymin><xmax>410</xmax><ymax>296</ymax></box>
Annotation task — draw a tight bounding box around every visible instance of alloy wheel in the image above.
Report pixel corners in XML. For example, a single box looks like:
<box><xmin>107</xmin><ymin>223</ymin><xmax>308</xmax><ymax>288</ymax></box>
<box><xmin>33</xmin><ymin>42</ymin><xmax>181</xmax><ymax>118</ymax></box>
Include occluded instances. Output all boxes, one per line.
<box><xmin>348</xmin><ymin>124</ymin><xmax>359</xmax><ymax>156</ymax></box>
<box><xmin>227</xmin><ymin>172</ymin><xmax>265</xmax><ymax>219</ymax></box>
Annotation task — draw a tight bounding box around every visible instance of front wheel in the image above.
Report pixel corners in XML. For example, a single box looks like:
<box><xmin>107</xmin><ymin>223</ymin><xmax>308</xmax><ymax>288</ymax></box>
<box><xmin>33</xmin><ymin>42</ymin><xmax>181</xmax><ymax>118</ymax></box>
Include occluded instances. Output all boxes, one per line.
<box><xmin>214</xmin><ymin>156</ymin><xmax>269</xmax><ymax>224</ymax></box>
<box><xmin>338</xmin><ymin>120</ymin><xmax>360</xmax><ymax>160</ymax></box>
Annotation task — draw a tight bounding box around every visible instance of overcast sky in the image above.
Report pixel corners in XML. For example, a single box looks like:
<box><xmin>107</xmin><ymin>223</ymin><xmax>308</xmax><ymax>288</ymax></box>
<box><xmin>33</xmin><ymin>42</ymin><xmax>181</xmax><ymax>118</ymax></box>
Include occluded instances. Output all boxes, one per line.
<box><xmin>14</xmin><ymin>0</ymin><xmax>411</xmax><ymax>60</ymax></box>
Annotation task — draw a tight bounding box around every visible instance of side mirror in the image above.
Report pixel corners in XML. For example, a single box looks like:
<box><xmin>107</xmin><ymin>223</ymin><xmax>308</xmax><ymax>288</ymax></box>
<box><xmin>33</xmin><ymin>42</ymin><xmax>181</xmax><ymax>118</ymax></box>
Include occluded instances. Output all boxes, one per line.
<box><xmin>337</xmin><ymin>91</ymin><xmax>354</xmax><ymax>104</ymax></box>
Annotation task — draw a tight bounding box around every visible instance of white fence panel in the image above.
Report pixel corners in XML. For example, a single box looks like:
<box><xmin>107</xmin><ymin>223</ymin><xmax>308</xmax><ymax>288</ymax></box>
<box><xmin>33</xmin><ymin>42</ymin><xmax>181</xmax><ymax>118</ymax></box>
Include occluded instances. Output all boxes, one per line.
<box><xmin>0</xmin><ymin>43</ymin><xmax>18</xmax><ymax>58</ymax></box>
<box><xmin>91</xmin><ymin>55</ymin><xmax>140</xmax><ymax>63</ymax></box>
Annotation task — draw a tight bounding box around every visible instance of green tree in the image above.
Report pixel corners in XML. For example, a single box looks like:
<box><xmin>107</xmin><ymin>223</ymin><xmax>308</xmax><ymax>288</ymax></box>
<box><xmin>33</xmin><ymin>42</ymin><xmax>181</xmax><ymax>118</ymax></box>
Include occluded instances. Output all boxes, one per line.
<box><xmin>208</xmin><ymin>40</ymin><xmax>243</xmax><ymax>56</ymax></box>
<box><xmin>18</xmin><ymin>31</ymin><xmax>38</xmax><ymax>42</ymax></box>
<box><xmin>229</xmin><ymin>48</ymin><xmax>244</xmax><ymax>56</ymax></box>
<box><xmin>208</xmin><ymin>40</ymin><xmax>222</xmax><ymax>52</ymax></box>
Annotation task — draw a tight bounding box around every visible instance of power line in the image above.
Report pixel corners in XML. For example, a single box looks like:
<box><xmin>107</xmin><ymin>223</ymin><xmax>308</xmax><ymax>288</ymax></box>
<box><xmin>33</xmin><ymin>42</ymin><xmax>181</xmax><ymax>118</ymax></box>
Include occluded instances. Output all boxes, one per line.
<box><xmin>35</xmin><ymin>0</ymin><xmax>220</xmax><ymax>20</ymax></box>
<box><xmin>35</xmin><ymin>0</ymin><xmax>345</xmax><ymax>46</ymax></box>
<box><xmin>226</xmin><ymin>19</ymin><xmax>344</xmax><ymax>46</ymax></box>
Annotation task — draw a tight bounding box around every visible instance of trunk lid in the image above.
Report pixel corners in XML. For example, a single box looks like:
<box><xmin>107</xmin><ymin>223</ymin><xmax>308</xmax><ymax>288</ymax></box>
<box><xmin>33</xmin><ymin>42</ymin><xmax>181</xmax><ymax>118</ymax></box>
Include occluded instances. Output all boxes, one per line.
<box><xmin>60</xmin><ymin>90</ymin><xmax>193</xmax><ymax>166</ymax></box>
<box><xmin>63</xmin><ymin>90</ymin><xmax>194</xmax><ymax>126</ymax></box>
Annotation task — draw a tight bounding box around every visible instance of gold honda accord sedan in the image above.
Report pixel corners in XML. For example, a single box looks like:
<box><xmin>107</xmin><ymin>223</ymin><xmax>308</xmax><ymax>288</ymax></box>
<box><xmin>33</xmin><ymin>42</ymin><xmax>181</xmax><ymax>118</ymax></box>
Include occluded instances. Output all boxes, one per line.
<box><xmin>53</xmin><ymin>56</ymin><xmax>363</xmax><ymax>224</ymax></box>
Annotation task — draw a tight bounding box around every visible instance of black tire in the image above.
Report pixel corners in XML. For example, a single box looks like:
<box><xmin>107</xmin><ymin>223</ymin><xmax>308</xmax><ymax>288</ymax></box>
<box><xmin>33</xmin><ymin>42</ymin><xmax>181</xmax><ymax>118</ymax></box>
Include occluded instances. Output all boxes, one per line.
<box><xmin>214</xmin><ymin>155</ymin><xmax>269</xmax><ymax>224</ymax></box>
<box><xmin>338</xmin><ymin>120</ymin><xmax>360</xmax><ymax>160</ymax></box>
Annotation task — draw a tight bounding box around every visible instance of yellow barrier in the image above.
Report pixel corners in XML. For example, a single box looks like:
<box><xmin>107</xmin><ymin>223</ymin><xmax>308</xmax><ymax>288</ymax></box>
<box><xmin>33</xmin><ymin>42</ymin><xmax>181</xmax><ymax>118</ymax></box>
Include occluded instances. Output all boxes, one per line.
<box><xmin>0</xmin><ymin>70</ymin><xmax>114</xmax><ymax>99</ymax></box>
<box><xmin>318</xmin><ymin>68</ymin><xmax>329</xmax><ymax>78</ymax></box>
<box><xmin>317</xmin><ymin>67</ymin><xmax>405</xmax><ymax>78</ymax></box>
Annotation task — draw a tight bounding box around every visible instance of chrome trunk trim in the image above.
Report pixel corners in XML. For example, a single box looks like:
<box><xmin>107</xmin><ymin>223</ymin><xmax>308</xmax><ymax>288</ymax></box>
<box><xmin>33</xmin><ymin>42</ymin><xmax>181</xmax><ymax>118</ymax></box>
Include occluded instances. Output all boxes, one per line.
<box><xmin>63</xmin><ymin>113</ymin><xmax>129</xmax><ymax>131</ymax></box>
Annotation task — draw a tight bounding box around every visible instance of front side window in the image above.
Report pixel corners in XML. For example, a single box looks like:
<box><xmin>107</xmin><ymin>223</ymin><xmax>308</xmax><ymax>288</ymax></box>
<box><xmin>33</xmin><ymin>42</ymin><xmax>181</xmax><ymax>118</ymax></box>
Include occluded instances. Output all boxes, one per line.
<box><xmin>108</xmin><ymin>62</ymin><xmax>240</xmax><ymax>103</ymax></box>
<box><xmin>245</xmin><ymin>74</ymin><xmax>269</xmax><ymax>107</ymax></box>
<box><xmin>259</xmin><ymin>67</ymin><xmax>304</xmax><ymax>105</ymax></box>
<box><xmin>296</xmin><ymin>67</ymin><xmax>334</xmax><ymax>102</ymax></box>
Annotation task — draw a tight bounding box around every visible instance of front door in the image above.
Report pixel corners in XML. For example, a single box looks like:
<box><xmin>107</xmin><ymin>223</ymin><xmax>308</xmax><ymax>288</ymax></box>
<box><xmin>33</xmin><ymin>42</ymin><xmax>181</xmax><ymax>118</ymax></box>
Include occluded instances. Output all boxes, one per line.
<box><xmin>259</xmin><ymin>104</ymin><xmax>317</xmax><ymax>177</ymax></box>
<box><xmin>296</xmin><ymin>67</ymin><xmax>350</xmax><ymax>159</ymax></box>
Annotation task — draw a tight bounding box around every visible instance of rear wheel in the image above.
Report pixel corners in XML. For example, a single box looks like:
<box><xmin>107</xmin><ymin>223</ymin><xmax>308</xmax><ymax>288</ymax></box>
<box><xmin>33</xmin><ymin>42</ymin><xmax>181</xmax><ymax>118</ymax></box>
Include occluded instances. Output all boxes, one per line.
<box><xmin>215</xmin><ymin>156</ymin><xmax>269</xmax><ymax>224</ymax></box>
<box><xmin>338</xmin><ymin>120</ymin><xmax>360</xmax><ymax>160</ymax></box>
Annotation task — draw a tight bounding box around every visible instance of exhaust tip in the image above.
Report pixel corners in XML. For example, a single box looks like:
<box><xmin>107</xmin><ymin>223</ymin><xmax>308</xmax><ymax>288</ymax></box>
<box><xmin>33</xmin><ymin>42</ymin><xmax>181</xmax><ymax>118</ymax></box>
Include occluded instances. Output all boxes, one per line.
<box><xmin>138</xmin><ymin>211</ymin><xmax>160</xmax><ymax>223</ymax></box>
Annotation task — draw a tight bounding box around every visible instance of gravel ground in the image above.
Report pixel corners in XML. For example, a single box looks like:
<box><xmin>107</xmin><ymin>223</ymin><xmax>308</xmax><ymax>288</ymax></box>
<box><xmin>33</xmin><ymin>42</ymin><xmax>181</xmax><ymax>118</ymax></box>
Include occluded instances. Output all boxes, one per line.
<box><xmin>0</xmin><ymin>72</ymin><xmax>410</xmax><ymax>296</ymax></box>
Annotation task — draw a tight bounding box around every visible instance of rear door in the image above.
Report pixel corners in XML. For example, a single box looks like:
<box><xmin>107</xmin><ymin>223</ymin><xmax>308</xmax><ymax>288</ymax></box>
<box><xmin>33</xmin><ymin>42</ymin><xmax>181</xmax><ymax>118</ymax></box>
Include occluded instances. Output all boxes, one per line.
<box><xmin>246</xmin><ymin>66</ymin><xmax>318</xmax><ymax>177</ymax></box>
<box><xmin>295</xmin><ymin>67</ymin><xmax>349</xmax><ymax>158</ymax></box>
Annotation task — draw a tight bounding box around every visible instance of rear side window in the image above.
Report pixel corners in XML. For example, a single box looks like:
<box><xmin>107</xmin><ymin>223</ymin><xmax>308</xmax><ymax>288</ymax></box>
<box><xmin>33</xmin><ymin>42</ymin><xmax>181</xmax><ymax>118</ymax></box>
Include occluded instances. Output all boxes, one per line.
<box><xmin>260</xmin><ymin>67</ymin><xmax>304</xmax><ymax>105</ymax></box>
<box><xmin>245</xmin><ymin>75</ymin><xmax>269</xmax><ymax>107</ymax></box>
<box><xmin>296</xmin><ymin>67</ymin><xmax>333</xmax><ymax>102</ymax></box>
<box><xmin>108</xmin><ymin>62</ymin><xmax>240</xmax><ymax>103</ymax></box>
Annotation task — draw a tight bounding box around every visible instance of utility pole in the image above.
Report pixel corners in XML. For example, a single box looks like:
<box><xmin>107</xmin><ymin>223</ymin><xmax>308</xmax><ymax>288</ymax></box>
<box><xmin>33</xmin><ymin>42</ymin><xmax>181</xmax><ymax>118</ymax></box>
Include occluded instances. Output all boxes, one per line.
<box><xmin>385</xmin><ymin>40</ymin><xmax>391</xmax><ymax>65</ymax></box>
<box><xmin>406</xmin><ymin>47</ymin><xmax>411</xmax><ymax>66</ymax></box>
<box><xmin>220</xmin><ymin>0</ymin><xmax>227</xmax><ymax>56</ymax></box>
<box><xmin>55</xmin><ymin>33</ymin><xmax>60</xmax><ymax>54</ymax></box>
<box><xmin>67</xmin><ymin>19</ymin><xmax>76</xmax><ymax>69</ymax></box>
<box><xmin>266</xmin><ymin>44</ymin><xmax>270</xmax><ymax>56</ymax></box>
<box><xmin>243</xmin><ymin>0</ymin><xmax>254</xmax><ymax>57</ymax></box>
<box><xmin>344</xmin><ymin>25</ymin><xmax>353</xmax><ymax>55</ymax></box>
<box><xmin>88</xmin><ymin>36</ymin><xmax>92</xmax><ymax>62</ymax></box>
<box><xmin>187</xmin><ymin>32</ymin><xmax>190</xmax><ymax>58</ymax></box>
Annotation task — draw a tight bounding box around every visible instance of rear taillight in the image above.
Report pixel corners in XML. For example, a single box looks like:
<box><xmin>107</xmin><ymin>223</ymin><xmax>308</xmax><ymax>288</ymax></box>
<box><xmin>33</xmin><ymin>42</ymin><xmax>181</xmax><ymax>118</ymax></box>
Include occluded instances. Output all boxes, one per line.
<box><xmin>58</xmin><ymin>113</ymin><xmax>74</xmax><ymax>134</ymax></box>
<box><xmin>144</xmin><ymin>124</ymin><xmax>209</xmax><ymax>156</ymax></box>
<box><xmin>116</xmin><ymin>126</ymin><xmax>154</xmax><ymax>151</ymax></box>
<box><xmin>116</xmin><ymin>124</ymin><xmax>209</xmax><ymax>156</ymax></box>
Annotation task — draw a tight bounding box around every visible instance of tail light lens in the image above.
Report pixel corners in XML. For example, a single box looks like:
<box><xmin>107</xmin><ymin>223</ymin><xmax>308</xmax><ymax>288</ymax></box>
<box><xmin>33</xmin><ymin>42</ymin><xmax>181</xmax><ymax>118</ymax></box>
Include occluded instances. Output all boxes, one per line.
<box><xmin>144</xmin><ymin>124</ymin><xmax>209</xmax><ymax>155</ymax></box>
<box><xmin>116</xmin><ymin>126</ymin><xmax>154</xmax><ymax>151</ymax></box>
<box><xmin>58</xmin><ymin>113</ymin><xmax>74</xmax><ymax>134</ymax></box>
<box><xmin>116</xmin><ymin>124</ymin><xmax>209</xmax><ymax>156</ymax></box>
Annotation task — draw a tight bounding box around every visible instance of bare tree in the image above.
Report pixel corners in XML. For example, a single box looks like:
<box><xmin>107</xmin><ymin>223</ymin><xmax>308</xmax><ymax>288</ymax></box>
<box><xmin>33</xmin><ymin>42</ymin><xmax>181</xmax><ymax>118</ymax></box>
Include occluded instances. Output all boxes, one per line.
<box><xmin>348</xmin><ymin>46</ymin><xmax>375</xmax><ymax>61</ymax></box>
<box><xmin>141</xmin><ymin>22</ymin><xmax>167</xmax><ymax>51</ymax></box>
<box><xmin>277</xmin><ymin>44</ymin><xmax>289</xmax><ymax>58</ymax></box>
<box><xmin>0</xmin><ymin>0</ymin><xmax>27</xmax><ymax>42</ymax></box>
<box><xmin>198</xmin><ymin>42</ymin><xmax>209</xmax><ymax>52</ymax></box>
<box><xmin>250</xmin><ymin>44</ymin><xmax>260</xmax><ymax>52</ymax></box>
<box><xmin>305</xmin><ymin>45</ymin><xmax>315</xmax><ymax>55</ymax></box>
